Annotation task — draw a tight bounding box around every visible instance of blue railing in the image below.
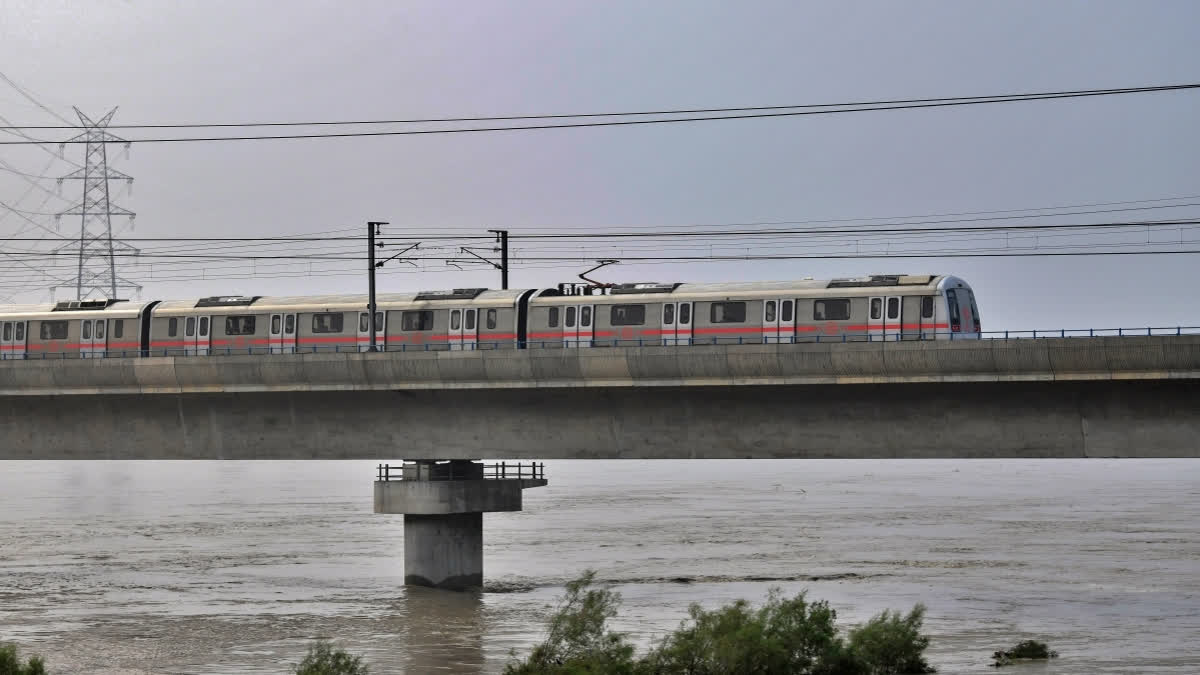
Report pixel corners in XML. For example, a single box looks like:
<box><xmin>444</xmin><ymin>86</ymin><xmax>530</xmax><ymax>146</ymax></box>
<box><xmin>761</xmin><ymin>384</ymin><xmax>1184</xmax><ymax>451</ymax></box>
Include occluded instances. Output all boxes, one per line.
<box><xmin>1</xmin><ymin>326</ymin><xmax>1198</xmax><ymax>359</ymax></box>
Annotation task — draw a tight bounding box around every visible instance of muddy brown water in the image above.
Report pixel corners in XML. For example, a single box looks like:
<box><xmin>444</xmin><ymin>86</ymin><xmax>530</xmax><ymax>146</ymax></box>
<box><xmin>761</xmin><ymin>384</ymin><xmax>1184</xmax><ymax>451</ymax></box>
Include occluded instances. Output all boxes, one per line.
<box><xmin>1</xmin><ymin>459</ymin><xmax>1197</xmax><ymax>673</ymax></box>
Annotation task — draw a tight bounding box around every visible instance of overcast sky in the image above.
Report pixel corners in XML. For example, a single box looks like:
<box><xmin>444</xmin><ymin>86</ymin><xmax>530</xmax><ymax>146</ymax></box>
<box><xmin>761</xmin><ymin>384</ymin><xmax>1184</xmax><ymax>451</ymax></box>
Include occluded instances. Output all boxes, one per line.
<box><xmin>1</xmin><ymin>0</ymin><xmax>1198</xmax><ymax>330</ymax></box>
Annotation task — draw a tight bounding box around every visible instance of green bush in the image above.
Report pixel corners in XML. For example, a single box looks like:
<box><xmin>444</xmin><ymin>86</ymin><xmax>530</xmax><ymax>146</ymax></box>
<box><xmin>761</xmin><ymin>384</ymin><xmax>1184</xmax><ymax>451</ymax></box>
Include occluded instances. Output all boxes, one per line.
<box><xmin>991</xmin><ymin>640</ymin><xmax>1058</xmax><ymax>667</ymax></box>
<box><xmin>506</xmin><ymin>571</ymin><xmax>937</xmax><ymax>675</ymax></box>
<box><xmin>0</xmin><ymin>644</ymin><xmax>46</xmax><ymax>675</ymax></box>
<box><xmin>641</xmin><ymin>590</ymin><xmax>850</xmax><ymax>674</ymax></box>
<box><xmin>846</xmin><ymin>606</ymin><xmax>936</xmax><ymax>674</ymax></box>
<box><xmin>294</xmin><ymin>641</ymin><xmax>368</xmax><ymax>675</ymax></box>
<box><xmin>504</xmin><ymin>571</ymin><xmax>637</xmax><ymax>675</ymax></box>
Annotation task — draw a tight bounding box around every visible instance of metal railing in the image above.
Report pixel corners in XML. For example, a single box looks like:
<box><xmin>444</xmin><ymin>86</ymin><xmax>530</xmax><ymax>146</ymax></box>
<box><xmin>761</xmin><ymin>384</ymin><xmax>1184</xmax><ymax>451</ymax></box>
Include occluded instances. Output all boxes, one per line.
<box><xmin>376</xmin><ymin>461</ymin><xmax>545</xmax><ymax>482</ymax></box>
<box><xmin>2</xmin><ymin>326</ymin><xmax>1200</xmax><ymax>360</ymax></box>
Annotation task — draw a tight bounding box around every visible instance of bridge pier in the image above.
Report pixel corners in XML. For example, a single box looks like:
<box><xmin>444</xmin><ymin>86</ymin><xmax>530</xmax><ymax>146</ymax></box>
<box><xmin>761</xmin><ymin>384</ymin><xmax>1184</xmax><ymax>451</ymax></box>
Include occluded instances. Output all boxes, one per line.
<box><xmin>374</xmin><ymin>460</ymin><xmax>547</xmax><ymax>590</ymax></box>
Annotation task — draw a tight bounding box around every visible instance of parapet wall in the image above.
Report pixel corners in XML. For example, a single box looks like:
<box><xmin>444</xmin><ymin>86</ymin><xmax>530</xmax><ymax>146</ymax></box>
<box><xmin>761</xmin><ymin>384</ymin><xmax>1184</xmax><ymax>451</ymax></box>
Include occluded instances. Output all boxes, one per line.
<box><xmin>1</xmin><ymin>336</ymin><xmax>1198</xmax><ymax>397</ymax></box>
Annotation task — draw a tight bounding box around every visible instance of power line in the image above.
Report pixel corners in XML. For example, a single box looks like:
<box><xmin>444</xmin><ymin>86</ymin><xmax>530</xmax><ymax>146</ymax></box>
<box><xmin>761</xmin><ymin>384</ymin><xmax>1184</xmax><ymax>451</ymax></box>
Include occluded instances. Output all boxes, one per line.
<box><xmin>3</xmin><ymin>217</ymin><xmax>1198</xmax><ymax>251</ymax></box>
<box><xmin>7</xmin><ymin>210</ymin><xmax>1200</xmax><ymax>246</ymax></box>
<box><xmin>3</xmin><ymin>84</ymin><xmax>1197</xmax><ymax>145</ymax></box>
<box><xmin>2</xmin><ymin>83</ymin><xmax>1196</xmax><ymax>130</ymax></box>
<box><xmin>0</xmin><ymin>69</ymin><xmax>74</xmax><ymax>125</ymax></box>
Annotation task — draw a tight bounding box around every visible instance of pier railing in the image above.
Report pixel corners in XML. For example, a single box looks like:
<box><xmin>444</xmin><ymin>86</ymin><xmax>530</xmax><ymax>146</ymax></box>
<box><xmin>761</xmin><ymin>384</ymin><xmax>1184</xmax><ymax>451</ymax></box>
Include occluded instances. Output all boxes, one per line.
<box><xmin>376</xmin><ymin>462</ymin><xmax>545</xmax><ymax>482</ymax></box>
<box><xmin>3</xmin><ymin>326</ymin><xmax>1200</xmax><ymax>360</ymax></box>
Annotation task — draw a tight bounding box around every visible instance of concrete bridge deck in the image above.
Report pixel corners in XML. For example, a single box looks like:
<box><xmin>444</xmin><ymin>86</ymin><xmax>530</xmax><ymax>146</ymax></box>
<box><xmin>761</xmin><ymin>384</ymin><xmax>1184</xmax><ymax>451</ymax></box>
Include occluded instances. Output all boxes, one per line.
<box><xmin>1</xmin><ymin>336</ymin><xmax>1197</xmax><ymax>460</ymax></box>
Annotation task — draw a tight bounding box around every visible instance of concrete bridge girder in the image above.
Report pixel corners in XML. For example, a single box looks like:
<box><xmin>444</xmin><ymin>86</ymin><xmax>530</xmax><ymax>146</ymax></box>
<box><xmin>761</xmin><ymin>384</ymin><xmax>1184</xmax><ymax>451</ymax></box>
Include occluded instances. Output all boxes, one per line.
<box><xmin>0</xmin><ymin>337</ymin><xmax>1198</xmax><ymax>459</ymax></box>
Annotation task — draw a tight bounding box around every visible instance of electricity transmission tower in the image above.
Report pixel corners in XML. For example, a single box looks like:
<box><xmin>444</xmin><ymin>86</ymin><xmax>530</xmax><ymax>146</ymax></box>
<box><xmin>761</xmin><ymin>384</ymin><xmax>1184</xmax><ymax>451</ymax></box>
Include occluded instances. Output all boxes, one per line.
<box><xmin>53</xmin><ymin>107</ymin><xmax>139</xmax><ymax>300</ymax></box>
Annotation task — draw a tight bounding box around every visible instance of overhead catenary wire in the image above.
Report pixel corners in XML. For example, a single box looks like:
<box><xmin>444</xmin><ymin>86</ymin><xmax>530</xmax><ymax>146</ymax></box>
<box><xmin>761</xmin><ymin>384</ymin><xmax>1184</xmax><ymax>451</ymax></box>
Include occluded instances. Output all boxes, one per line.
<box><xmin>2</xmin><ymin>83</ymin><xmax>1197</xmax><ymax>130</ymax></box>
<box><xmin>2</xmin><ymin>84</ymin><xmax>1197</xmax><ymax>145</ymax></box>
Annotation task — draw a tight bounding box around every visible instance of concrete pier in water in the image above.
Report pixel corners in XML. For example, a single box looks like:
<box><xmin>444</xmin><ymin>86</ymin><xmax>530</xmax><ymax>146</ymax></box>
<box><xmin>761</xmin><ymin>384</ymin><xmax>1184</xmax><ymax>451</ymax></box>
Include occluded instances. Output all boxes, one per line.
<box><xmin>374</xmin><ymin>460</ymin><xmax>547</xmax><ymax>590</ymax></box>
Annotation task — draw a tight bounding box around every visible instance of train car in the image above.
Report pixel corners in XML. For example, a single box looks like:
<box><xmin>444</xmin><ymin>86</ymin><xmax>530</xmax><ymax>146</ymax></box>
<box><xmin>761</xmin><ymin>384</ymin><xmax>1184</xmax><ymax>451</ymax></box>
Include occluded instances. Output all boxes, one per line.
<box><xmin>0</xmin><ymin>274</ymin><xmax>980</xmax><ymax>358</ymax></box>
<box><xmin>0</xmin><ymin>299</ymin><xmax>150</xmax><ymax>359</ymax></box>
<box><xmin>525</xmin><ymin>274</ymin><xmax>980</xmax><ymax>346</ymax></box>
<box><xmin>146</xmin><ymin>289</ymin><xmax>531</xmax><ymax>355</ymax></box>
<box><xmin>383</xmin><ymin>288</ymin><xmax>529</xmax><ymax>351</ymax></box>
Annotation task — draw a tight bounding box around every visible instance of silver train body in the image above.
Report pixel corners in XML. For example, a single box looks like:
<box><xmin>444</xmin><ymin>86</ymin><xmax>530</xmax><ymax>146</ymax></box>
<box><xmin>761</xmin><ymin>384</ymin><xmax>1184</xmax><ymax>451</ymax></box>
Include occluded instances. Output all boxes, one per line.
<box><xmin>0</xmin><ymin>275</ymin><xmax>980</xmax><ymax>358</ymax></box>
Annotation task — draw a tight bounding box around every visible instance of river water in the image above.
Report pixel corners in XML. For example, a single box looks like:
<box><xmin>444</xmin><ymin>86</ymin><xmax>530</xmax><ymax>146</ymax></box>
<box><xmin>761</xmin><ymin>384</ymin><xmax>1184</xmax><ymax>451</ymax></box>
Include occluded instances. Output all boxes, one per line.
<box><xmin>0</xmin><ymin>460</ymin><xmax>1197</xmax><ymax>674</ymax></box>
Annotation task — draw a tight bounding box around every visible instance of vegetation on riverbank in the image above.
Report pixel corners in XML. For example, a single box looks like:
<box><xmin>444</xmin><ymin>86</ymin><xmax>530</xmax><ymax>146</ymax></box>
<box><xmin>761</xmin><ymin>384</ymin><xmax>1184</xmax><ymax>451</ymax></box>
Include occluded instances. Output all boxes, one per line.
<box><xmin>991</xmin><ymin>640</ymin><xmax>1058</xmax><ymax>667</ymax></box>
<box><xmin>0</xmin><ymin>644</ymin><xmax>46</xmax><ymax>675</ymax></box>
<box><xmin>504</xmin><ymin>571</ymin><xmax>937</xmax><ymax>674</ymax></box>
<box><xmin>293</xmin><ymin>641</ymin><xmax>368</xmax><ymax>675</ymax></box>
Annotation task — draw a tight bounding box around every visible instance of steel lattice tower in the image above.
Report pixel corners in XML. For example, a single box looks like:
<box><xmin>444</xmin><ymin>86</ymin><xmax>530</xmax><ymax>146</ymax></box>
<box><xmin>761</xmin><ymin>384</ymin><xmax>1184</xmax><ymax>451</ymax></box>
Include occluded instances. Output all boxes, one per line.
<box><xmin>53</xmin><ymin>107</ymin><xmax>139</xmax><ymax>300</ymax></box>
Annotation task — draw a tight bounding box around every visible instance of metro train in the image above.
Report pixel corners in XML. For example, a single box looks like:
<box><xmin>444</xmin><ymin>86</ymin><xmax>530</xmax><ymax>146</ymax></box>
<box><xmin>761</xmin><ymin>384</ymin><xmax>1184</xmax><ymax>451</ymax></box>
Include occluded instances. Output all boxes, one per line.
<box><xmin>0</xmin><ymin>274</ymin><xmax>980</xmax><ymax>358</ymax></box>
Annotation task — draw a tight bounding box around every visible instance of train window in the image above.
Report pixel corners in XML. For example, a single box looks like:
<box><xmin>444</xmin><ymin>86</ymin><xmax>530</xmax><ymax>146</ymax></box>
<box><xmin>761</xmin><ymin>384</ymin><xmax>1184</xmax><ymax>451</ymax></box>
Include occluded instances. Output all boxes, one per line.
<box><xmin>2</xmin><ymin>323</ymin><xmax>10</xmax><ymax>341</ymax></box>
<box><xmin>41</xmin><ymin>320</ymin><xmax>68</xmax><ymax>340</ymax></box>
<box><xmin>946</xmin><ymin>290</ymin><xmax>961</xmax><ymax>323</ymax></box>
<box><xmin>95</xmin><ymin>321</ymin><xmax>105</xmax><ymax>339</ymax></box>
<box><xmin>765</xmin><ymin>301</ymin><xmax>776</xmax><ymax>323</ymax></box>
<box><xmin>312</xmin><ymin>313</ymin><xmax>343</xmax><ymax>334</ymax></box>
<box><xmin>359</xmin><ymin>313</ymin><xmax>369</xmax><ymax>332</ymax></box>
<box><xmin>921</xmin><ymin>296</ymin><xmax>934</xmax><ymax>319</ymax></box>
<box><xmin>485</xmin><ymin>309</ymin><xmax>496</xmax><ymax>329</ymax></box>
<box><xmin>710</xmin><ymin>302</ymin><xmax>746</xmax><ymax>323</ymax></box>
<box><xmin>112</xmin><ymin>320</ymin><xmax>123</xmax><ymax>339</ymax></box>
<box><xmin>967</xmin><ymin>290</ymin><xmax>981</xmax><ymax>330</ymax></box>
<box><xmin>679</xmin><ymin>303</ymin><xmax>690</xmax><ymax>324</ymax></box>
<box><xmin>887</xmin><ymin>297</ymin><xmax>899</xmax><ymax>320</ymax></box>
<box><xmin>870</xmin><ymin>298</ymin><xmax>882</xmax><ymax>320</ymax></box>
<box><xmin>186</xmin><ymin>317</ymin><xmax>196</xmax><ymax>337</ymax></box>
<box><xmin>401</xmin><ymin>310</ymin><xmax>433</xmax><ymax>331</ymax></box>
<box><xmin>548</xmin><ymin>307</ymin><xmax>559</xmax><ymax>328</ymax></box>
<box><xmin>168</xmin><ymin>318</ymin><xmax>178</xmax><ymax>337</ymax></box>
<box><xmin>15</xmin><ymin>322</ymin><xmax>24</xmax><ymax>341</ymax></box>
<box><xmin>581</xmin><ymin>306</ymin><xmax>592</xmax><ymax>327</ymax></box>
<box><xmin>225</xmin><ymin>315</ymin><xmax>257</xmax><ymax>335</ymax></box>
<box><xmin>566</xmin><ymin>306</ymin><xmax>576</xmax><ymax>328</ymax></box>
<box><xmin>82</xmin><ymin>321</ymin><xmax>92</xmax><ymax>340</ymax></box>
<box><xmin>781</xmin><ymin>300</ymin><xmax>793</xmax><ymax>323</ymax></box>
<box><xmin>273</xmin><ymin>315</ymin><xmax>282</xmax><ymax>334</ymax></box>
<box><xmin>450</xmin><ymin>310</ymin><xmax>461</xmax><ymax>331</ymax></box>
<box><xmin>663</xmin><ymin>303</ymin><xmax>674</xmax><ymax>324</ymax></box>
<box><xmin>610</xmin><ymin>304</ymin><xmax>645</xmax><ymax>326</ymax></box>
<box><xmin>466</xmin><ymin>310</ymin><xmax>477</xmax><ymax>331</ymax></box>
<box><xmin>282</xmin><ymin>315</ymin><xmax>291</xmax><ymax>334</ymax></box>
<box><xmin>814</xmin><ymin>299</ymin><xmax>851</xmax><ymax>321</ymax></box>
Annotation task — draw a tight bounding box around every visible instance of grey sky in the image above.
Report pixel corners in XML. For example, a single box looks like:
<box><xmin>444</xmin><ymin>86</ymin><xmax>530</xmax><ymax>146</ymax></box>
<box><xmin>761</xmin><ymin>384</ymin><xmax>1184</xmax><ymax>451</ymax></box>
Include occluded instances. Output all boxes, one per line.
<box><xmin>1</xmin><ymin>0</ymin><xmax>1198</xmax><ymax>330</ymax></box>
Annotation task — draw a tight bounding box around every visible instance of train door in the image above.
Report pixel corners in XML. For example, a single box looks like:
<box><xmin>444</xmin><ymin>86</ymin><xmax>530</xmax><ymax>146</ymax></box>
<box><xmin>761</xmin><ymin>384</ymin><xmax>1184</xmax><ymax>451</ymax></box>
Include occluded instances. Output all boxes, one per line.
<box><xmin>190</xmin><ymin>315</ymin><xmax>211</xmax><ymax>355</ymax></box>
<box><xmin>563</xmin><ymin>304</ymin><xmax>594</xmax><ymax>348</ymax></box>
<box><xmin>0</xmin><ymin>320</ymin><xmax>20</xmax><ymax>359</ymax></box>
<box><xmin>357</xmin><ymin>311</ymin><xmax>383</xmax><ymax>352</ymax></box>
<box><xmin>868</xmin><ymin>296</ymin><xmax>884</xmax><ymax>340</ymax></box>
<box><xmin>79</xmin><ymin>319</ymin><xmax>99</xmax><ymax>358</ymax></box>
<box><xmin>282</xmin><ymin>313</ymin><xmax>296</xmax><ymax>353</ymax></box>
<box><xmin>271</xmin><ymin>314</ymin><xmax>285</xmax><ymax>354</ymax></box>
<box><xmin>676</xmin><ymin>302</ymin><xmax>692</xmax><ymax>345</ymax></box>
<box><xmin>661</xmin><ymin>302</ymin><xmax>693</xmax><ymax>345</ymax></box>
<box><xmin>449</xmin><ymin>309</ymin><xmax>463</xmax><ymax>351</ymax></box>
<box><xmin>462</xmin><ymin>308</ymin><xmax>478</xmax><ymax>350</ymax></box>
<box><xmin>184</xmin><ymin>316</ymin><xmax>198</xmax><ymax>355</ymax></box>
<box><xmin>778</xmin><ymin>299</ymin><xmax>794</xmax><ymax>343</ymax></box>
<box><xmin>763</xmin><ymin>298</ymin><xmax>794</xmax><ymax>343</ymax></box>
<box><xmin>577</xmin><ymin>304</ymin><xmax>593</xmax><ymax>347</ymax></box>
<box><xmin>11</xmin><ymin>320</ymin><xmax>25</xmax><ymax>358</ymax></box>
<box><xmin>563</xmin><ymin>306</ymin><xmax>575</xmax><ymax>347</ymax></box>
<box><xmin>93</xmin><ymin>318</ymin><xmax>107</xmax><ymax>357</ymax></box>
<box><xmin>883</xmin><ymin>296</ymin><xmax>901</xmax><ymax>340</ymax></box>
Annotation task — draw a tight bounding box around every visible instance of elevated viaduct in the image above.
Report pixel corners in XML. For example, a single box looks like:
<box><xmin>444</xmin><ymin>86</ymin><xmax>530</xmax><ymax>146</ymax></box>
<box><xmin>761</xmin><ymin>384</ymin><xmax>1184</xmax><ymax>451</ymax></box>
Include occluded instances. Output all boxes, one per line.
<box><xmin>1</xmin><ymin>336</ymin><xmax>1197</xmax><ymax>460</ymax></box>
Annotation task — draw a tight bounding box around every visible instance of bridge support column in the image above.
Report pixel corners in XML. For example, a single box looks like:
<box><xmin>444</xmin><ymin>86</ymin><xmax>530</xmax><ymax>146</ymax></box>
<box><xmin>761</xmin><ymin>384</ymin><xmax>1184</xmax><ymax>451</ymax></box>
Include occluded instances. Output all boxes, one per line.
<box><xmin>374</xmin><ymin>459</ymin><xmax>547</xmax><ymax>591</ymax></box>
